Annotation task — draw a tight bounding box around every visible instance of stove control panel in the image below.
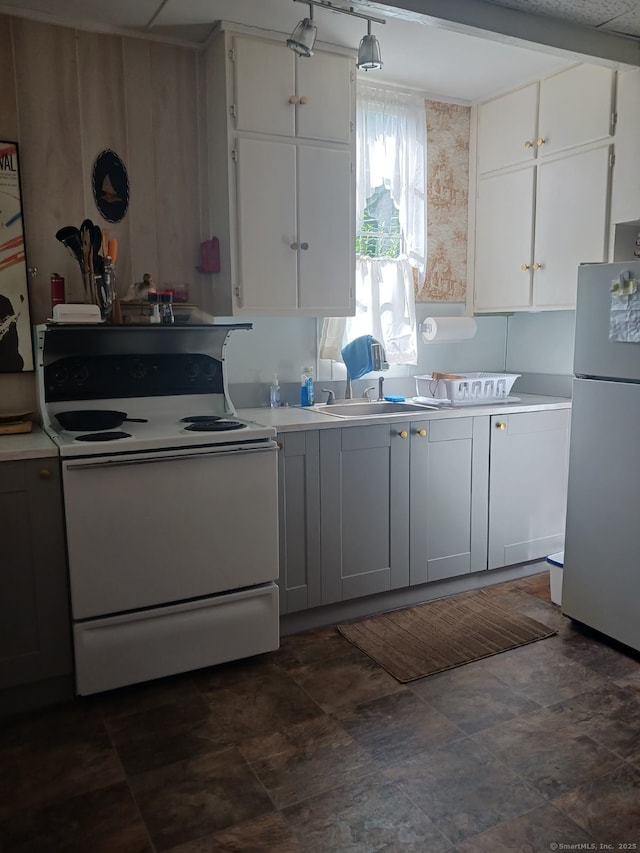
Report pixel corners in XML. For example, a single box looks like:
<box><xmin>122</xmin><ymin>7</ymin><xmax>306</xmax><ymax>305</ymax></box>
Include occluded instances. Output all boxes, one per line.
<box><xmin>45</xmin><ymin>354</ymin><xmax>224</xmax><ymax>402</ymax></box>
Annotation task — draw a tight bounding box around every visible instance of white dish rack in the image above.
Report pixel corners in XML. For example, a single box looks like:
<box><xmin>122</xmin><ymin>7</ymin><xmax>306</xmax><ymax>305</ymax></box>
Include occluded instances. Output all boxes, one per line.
<box><xmin>415</xmin><ymin>372</ymin><xmax>520</xmax><ymax>403</ymax></box>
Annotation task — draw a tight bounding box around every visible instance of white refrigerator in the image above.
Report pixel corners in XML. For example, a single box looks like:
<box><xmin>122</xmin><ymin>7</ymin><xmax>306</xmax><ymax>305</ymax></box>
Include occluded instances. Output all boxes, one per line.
<box><xmin>563</xmin><ymin>260</ymin><xmax>640</xmax><ymax>652</ymax></box>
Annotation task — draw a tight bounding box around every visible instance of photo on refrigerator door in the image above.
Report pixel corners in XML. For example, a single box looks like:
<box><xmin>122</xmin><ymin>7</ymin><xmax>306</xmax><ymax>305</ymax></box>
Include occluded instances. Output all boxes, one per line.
<box><xmin>0</xmin><ymin>142</ymin><xmax>33</xmax><ymax>372</ymax></box>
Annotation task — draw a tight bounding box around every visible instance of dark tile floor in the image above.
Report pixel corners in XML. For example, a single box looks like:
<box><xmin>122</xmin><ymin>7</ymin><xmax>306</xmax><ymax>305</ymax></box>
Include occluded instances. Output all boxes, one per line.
<box><xmin>2</xmin><ymin>573</ymin><xmax>640</xmax><ymax>852</ymax></box>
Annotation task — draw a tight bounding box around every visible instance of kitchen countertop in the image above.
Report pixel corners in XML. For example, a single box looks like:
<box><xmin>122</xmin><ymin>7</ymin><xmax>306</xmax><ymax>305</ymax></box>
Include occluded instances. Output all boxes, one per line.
<box><xmin>0</xmin><ymin>397</ymin><xmax>571</xmax><ymax>459</ymax></box>
<box><xmin>239</xmin><ymin>394</ymin><xmax>571</xmax><ymax>433</ymax></box>
<box><xmin>0</xmin><ymin>426</ymin><xmax>59</xmax><ymax>462</ymax></box>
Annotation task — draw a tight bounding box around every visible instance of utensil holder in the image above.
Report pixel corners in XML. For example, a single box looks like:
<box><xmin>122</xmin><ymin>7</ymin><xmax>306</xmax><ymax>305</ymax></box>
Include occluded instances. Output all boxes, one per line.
<box><xmin>95</xmin><ymin>274</ymin><xmax>113</xmax><ymax>320</ymax></box>
<box><xmin>78</xmin><ymin>262</ymin><xmax>114</xmax><ymax>320</ymax></box>
<box><xmin>81</xmin><ymin>268</ymin><xmax>96</xmax><ymax>305</ymax></box>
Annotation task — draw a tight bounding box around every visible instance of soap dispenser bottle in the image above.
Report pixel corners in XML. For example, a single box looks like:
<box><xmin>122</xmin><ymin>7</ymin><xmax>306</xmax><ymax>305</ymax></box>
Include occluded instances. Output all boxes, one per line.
<box><xmin>269</xmin><ymin>375</ymin><xmax>281</xmax><ymax>408</ymax></box>
<box><xmin>300</xmin><ymin>367</ymin><xmax>315</xmax><ymax>407</ymax></box>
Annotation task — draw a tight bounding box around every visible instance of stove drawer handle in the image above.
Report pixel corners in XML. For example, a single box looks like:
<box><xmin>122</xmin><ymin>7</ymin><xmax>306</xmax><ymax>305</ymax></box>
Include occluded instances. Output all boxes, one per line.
<box><xmin>65</xmin><ymin>442</ymin><xmax>278</xmax><ymax>470</ymax></box>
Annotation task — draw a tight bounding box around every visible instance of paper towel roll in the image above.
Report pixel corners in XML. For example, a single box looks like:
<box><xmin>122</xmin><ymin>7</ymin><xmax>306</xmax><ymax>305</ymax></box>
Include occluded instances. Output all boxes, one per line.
<box><xmin>421</xmin><ymin>316</ymin><xmax>477</xmax><ymax>343</ymax></box>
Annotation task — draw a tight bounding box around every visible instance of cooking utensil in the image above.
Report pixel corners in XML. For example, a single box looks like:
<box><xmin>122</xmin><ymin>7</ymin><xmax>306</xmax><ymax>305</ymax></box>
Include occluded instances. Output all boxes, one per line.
<box><xmin>92</xmin><ymin>224</ymin><xmax>104</xmax><ymax>276</ymax></box>
<box><xmin>55</xmin><ymin>226</ymin><xmax>83</xmax><ymax>265</ymax></box>
<box><xmin>80</xmin><ymin>219</ymin><xmax>96</xmax><ymax>303</ymax></box>
<box><xmin>80</xmin><ymin>219</ymin><xmax>94</xmax><ymax>266</ymax></box>
<box><xmin>107</xmin><ymin>238</ymin><xmax>118</xmax><ymax>266</ymax></box>
<box><xmin>92</xmin><ymin>225</ymin><xmax>112</xmax><ymax>318</ymax></box>
<box><xmin>55</xmin><ymin>410</ymin><xmax>148</xmax><ymax>431</ymax></box>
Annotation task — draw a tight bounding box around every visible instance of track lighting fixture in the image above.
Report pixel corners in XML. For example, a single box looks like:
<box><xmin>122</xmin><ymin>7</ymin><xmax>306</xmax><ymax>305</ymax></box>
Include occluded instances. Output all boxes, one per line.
<box><xmin>286</xmin><ymin>3</ymin><xmax>317</xmax><ymax>57</ymax></box>
<box><xmin>356</xmin><ymin>20</ymin><xmax>383</xmax><ymax>71</ymax></box>
<box><xmin>287</xmin><ymin>0</ymin><xmax>385</xmax><ymax>68</ymax></box>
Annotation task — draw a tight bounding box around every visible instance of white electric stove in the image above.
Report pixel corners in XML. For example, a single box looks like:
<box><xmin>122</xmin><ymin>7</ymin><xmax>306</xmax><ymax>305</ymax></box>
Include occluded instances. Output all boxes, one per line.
<box><xmin>43</xmin><ymin>393</ymin><xmax>275</xmax><ymax>457</ymax></box>
<box><xmin>35</xmin><ymin>323</ymin><xmax>280</xmax><ymax>695</ymax></box>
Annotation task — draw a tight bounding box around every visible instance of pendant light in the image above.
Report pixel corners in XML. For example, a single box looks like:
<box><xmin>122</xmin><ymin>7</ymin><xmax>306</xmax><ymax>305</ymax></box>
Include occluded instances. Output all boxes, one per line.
<box><xmin>287</xmin><ymin>3</ymin><xmax>317</xmax><ymax>57</ymax></box>
<box><xmin>357</xmin><ymin>20</ymin><xmax>383</xmax><ymax>71</ymax></box>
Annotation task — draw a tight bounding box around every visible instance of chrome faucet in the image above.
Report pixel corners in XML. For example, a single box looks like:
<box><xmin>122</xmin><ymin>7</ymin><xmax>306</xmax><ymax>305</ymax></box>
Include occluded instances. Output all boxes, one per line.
<box><xmin>343</xmin><ymin>338</ymin><xmax>387</xmax><ymax>401</ymax></box>
<box><xmin>362</xmin><ymin>386</ymin><xmax>376</xmax><ymax>401</ymax></box>
<box><xmin>322</xmin><ymin>388</ymin><xmax>336</xmax><ymax>404</ymax></box>
<box><xmin>377</xmin><ymin>376</ymin><xmax>385</xmax><ymax>401</ymax></box>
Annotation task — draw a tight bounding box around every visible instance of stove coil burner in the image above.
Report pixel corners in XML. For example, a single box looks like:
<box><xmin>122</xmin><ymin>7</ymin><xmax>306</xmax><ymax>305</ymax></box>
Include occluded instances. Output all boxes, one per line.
<box><xmin>183</xmin><ymin>419</ymin><xmax>246</xmax><ymax>432</ymax></box>
<box><xmin>75</xmin><ymin>431</ymin><xmax>132</xmax><ymax>442</ymax></box>
<box><xmin>181</xmin><ymin>415</ymin><xmax>223</xmax><ymax>423</ymax></box>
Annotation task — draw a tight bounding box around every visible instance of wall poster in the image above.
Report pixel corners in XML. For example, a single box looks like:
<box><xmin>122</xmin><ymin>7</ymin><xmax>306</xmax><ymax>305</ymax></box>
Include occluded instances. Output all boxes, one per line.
<box><xmin>0</xmin><ymin>142</ymin><xmax>33</xmax><ymax>372</ymax></box>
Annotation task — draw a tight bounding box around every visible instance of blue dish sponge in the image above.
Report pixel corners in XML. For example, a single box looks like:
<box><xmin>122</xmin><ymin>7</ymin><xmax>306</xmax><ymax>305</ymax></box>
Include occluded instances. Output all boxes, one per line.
<box><xmin>384</xmin><ymin>395</ymin><xmax>405</xmax><ymax>402</ymax></box>
<box><xmin>341</xmin><ymin>335</ymin><xmax>374</xmax><ymax>380</ymax></box>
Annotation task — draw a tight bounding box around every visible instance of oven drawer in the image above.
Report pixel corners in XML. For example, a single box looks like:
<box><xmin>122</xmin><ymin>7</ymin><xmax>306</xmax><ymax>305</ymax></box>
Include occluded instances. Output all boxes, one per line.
<box><xmin>62</xmin><ymin>443</ymin><xmax>279</xmax><ymax>619</ymax></box>
<box><xmin>74</xmin><ymin>583</ymin><xmax>279</xmax><ymax>695</ymax></box>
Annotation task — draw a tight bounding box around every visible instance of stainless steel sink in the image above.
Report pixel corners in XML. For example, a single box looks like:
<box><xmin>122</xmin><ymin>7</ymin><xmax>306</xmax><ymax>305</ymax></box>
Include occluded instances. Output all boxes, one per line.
<box><xmin>317</xmin><ymin>401</ymin><xmax>438</xmax><ymax>418</ymax></box>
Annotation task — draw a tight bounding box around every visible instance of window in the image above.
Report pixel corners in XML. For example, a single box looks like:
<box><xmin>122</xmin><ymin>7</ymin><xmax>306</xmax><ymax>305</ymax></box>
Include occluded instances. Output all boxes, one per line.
<box><xmin>356</xmin><ymin>185</ymin><xmax>402</xmax><ymax>259</ymax></box>
<box><xmin>320</xmin><ymin>84</ymin><xmax>427</xmax><ymax>367</ymax></box>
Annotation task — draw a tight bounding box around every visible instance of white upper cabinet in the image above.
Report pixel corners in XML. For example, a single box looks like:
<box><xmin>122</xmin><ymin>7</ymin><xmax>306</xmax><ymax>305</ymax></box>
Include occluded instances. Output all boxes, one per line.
<box><xmin>231</xmin><ymin>35</ymin><xmax>353</xmax><ymax>145</ymax></box>
<box><xmin>205</xmin><ymin>28</ymin><xmax>356</xmax><ymax>317</ymax></box>
<box><xmin>538</xmin><ymin>64</ymin><xmax>616</xmax><ymax>157</ymax></box>
<box><xmin>473</xmin><ymin>63</ymin><xmax>616</xmax><ymax>313</ymax></box>
<box><xmin>477</xmin><ymin>83</ymin><xmax>539</xmax><ymax>174</ymax></box>
<box><xmin>296</xmin><ymin>50</ymin><xmax>353</xmax><ymax>144</ymax></box>
<box><xmin>234</xmin><ymin>138</ymin><xmax>354</xmax><ymax>314</ymax></box>
<box><xmin>234</xmin><ymin>137</ymin><xmax>298</xmax><ymax>310</ymax></box>
<box><xmin>232</xmin><ymin>36</ymin><xmax>296</xmax><ymax>137</ymax></box>
<box><xmin>533</xmin><ymin>143</ymin><xmax>612</xmax><ymax>309</ymax></box>
<box><xmin>474</xmin><ymin>166</ymin><xmax>536</xmax><ymax>312</ymax></box>
<box><xmin>297</xmin><ymin>145</ymin><xmax>353</xmax><ymax>312</ymax></box>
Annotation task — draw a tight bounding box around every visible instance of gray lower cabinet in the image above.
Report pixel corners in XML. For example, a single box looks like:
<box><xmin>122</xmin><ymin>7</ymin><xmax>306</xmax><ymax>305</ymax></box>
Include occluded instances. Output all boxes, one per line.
<box><xmin>0</xmin><ymin>459</ymin><xmax>73</xmax><ymax>709</ymax></box>
<box><xmin>277</xmin><ymin>430</ymin><xmax>321</xmax><ymax>614</ymax></box>
<box><xmin>320</xmin><ymin>423</ymin><xmax>410</xmax><ymax>604</ymax></box>
<box><xmin>488</xmin><ymin>408</ymin><xmax>570</xmax><ymax>569</ymax></box>
<box><xmin>278</xmin><ymin>406</ymin><xmax>570</xmax><ymax>612</ymax></box>
<box><xmin>410</xmin><ymin>416</ymin><xmax>490</xmax><ymax>584</ymax></box>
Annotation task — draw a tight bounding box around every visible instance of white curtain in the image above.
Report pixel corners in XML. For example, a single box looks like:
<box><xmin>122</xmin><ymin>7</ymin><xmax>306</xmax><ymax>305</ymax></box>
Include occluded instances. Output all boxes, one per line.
<box><xmin>356</xmin><ymin>84</ymin><xmax>426</xmax><ymax>271</ymax></box>
<box><xmin>320</xmin><ymin>84</ymin><xmax>426</xmax><ymax>366</ymax></box>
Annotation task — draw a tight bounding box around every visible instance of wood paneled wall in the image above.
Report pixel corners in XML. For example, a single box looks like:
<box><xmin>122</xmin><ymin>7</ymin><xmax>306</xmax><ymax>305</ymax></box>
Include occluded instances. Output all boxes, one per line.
<box><xmin>0</xmin><ymin>13</ymin><xmax>208</xmax><ymax>409</ymax></box>
<box><xmin>0</xmin><ymin>15</ymin><xmax>206</xmax><ymax>322</ymax></box>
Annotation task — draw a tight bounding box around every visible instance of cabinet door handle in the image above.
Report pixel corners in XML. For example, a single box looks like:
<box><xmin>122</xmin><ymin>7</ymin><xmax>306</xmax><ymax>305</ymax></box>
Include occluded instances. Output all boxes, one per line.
<box><xmin>289</xmin><ymin>95</ymin><xmax>298</xmax><ymax>104</ymax></box>
<box><xmin>521</xmin><ymin>264</ymin><xmax>530</xmax><ymax>271</ymax></box>
<box><xmin>496</xmin><ymin>422</ymin><xmax>507</xmax><ymax>431</ymax></box>
<box><xmin>38</xmin><ymin>468</ymin><xmax>52</xmax><ymax>479</ymax></box>
<box><xmin>399</xmin><ymin>430</ymin><xmax>408</xmax><ymax>439</ymax></box>
<box><xmin>524</xmin><ymin>140</ymin><xmax>533</xmax><ymax>149</ymax></box>
<box><xmin>536</xmin><ymin>137</ymin><xmax>546</xmax><ymax>147</ymax></box>
<box><xmin>416</xmin><ymin>428</ymin><xmax>427</xmax><ymax>437</ymax></box>
<box><xmin>299</xmin><ymin>96</ymin><xmax>308</xmax><ymax>105</ymax></box>
<box><xmin>300</xmin><ymin>242</ymin><xmax>309</xmax><ymax>250</ymax></box>
<box><xmin>290</xmin><ymin>242</ymin><xmax>299</xmax><ymax>250</ymax></box>
<box><xmin>533</xmin><ymin>262</ymin><xmax>543</xmax><ymax>270</ymax></box>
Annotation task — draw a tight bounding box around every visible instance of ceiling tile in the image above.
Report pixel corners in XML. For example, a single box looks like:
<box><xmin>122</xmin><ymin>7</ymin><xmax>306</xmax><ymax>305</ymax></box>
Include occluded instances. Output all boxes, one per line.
<box><xmin>601</xmin><ymin>7</ymin><xmax>640</xmax><ymax>36</ymax></box>
<box><xmin>484</xmin><ymin>0</ymin><xmax>638</xmax><ymax>28</ymax></box>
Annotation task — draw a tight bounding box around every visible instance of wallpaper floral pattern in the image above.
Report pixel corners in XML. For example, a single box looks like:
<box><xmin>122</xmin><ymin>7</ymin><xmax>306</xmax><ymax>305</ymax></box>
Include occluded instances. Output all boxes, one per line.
<box><xmin>416</xmin><ymin>100</ymin><xmax>471</xmax><ymax>303</ymax></box>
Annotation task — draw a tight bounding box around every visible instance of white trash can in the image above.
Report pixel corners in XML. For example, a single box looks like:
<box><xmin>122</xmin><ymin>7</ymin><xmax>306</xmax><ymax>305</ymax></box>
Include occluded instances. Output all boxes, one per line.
<box><xmin>546</xmin><ymin>551</ymin><xmax>564</xmax><ymax>606</ymax></box>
